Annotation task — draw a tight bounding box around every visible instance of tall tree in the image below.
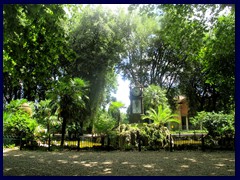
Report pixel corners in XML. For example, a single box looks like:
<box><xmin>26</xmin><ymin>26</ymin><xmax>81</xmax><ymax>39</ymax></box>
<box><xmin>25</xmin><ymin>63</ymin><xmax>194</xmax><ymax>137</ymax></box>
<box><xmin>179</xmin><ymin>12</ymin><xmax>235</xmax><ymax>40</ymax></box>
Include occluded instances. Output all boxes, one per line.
<box><xmin>67</xmin><ymin>5</ymin><xmax>128</xmax><ymax>130</ymax></box>
<box><xmin>128</xmin><ymin>4</ymin><xmax>235</xmax><ymax>114</ymax></box>
<box><xmin>47</xmin><ymin>77</ymin><xmax>89</xmax><ymax>146</ymax></box>
<box><xmin>3</xmin><ymin>4</ymin><xmax>74</xmax><ymax>103</ymax></box>
<box><xmin>117</xmin><ymin>11</ymin><xmax>159</xmax><ymax>86</ymax></box>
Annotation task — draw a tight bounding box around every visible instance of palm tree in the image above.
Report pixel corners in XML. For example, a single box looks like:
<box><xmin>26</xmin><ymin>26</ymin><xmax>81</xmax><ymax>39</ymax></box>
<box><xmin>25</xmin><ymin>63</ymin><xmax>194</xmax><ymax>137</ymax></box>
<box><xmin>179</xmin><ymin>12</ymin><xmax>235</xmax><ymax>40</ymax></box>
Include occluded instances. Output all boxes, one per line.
<box><xmin>47</xmin><ymin>77</ymin><xmax>89</xmax><ymax>147</ymax></box>
<box><xmin>35</xmin><ymin>99</ymin><xmax>60</xmax><ymax>150</ymax></box>
<box><xmin>142</xmin><ymin>104</ymin><xmax>179</xmax><ymax>127</ymax></box>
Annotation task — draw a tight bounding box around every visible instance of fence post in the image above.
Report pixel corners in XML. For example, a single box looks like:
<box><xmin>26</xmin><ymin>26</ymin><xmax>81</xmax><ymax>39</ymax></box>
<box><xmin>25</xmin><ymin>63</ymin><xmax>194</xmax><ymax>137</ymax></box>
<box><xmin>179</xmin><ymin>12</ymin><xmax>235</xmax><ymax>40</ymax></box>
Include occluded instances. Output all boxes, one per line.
<box><xmin>48</xmin><ymin>133</ymin><xmax>51</xmax><ymax>151</ymax></box>
<box><xmin>77</xmin><ymin>137</ymin><xmax>80</xmax><ymax>151</ymax></box>
<box><xmin>101</xmin><ymin>136</ymin><xmax>105</xmax><ymax>147</ymax></box>
<box><xmin>170</xmin><ymin>134</ymin><xmax>173</xmax><ymax>152</ymax></box>
<box><xmin>137</xmin><ymin>131</ymin><xmax>141</xmax><ymax>152</ymax></box>
<box><xmin>20</xmin><ymin>132</ymin><xmax>24</xmax><ymax>150</ymax></box>
<box><xmin>107</xmin><ymin>135</ymin><xmax>110</xmax><ymax>151</ymax></box>
<box><xmin>201</xmin><ymin>134</ymin><xmax>205</xmax><ymax>151</ymax></box>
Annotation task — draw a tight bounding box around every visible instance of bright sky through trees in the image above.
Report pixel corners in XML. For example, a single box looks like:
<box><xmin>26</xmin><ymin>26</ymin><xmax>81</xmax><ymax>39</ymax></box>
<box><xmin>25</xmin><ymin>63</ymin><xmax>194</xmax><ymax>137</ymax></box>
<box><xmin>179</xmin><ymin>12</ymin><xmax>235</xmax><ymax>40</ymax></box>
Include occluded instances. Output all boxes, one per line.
<box><xmin>113</xmin><ymin>75</ymin><xmax>130</xmax><ymax>113</ymax></box>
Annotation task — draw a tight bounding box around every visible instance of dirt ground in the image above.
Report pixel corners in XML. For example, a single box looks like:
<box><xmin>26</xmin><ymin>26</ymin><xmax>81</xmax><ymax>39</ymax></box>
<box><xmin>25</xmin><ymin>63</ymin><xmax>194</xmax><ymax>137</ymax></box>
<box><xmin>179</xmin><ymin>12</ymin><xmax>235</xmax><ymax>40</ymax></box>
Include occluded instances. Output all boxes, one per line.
<box><xmin>3</xmin><ymin>147</ymin><xmax>235</xmax><ymax>176</ymax></box>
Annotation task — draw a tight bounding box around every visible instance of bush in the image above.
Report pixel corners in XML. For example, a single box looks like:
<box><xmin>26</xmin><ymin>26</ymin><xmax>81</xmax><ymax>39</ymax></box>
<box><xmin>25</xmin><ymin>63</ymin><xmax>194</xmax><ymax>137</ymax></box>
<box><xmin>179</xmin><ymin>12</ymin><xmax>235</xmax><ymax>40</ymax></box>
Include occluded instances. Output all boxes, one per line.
<box><xmin>3</xmin><ymin>99</ymin><xmax>38</xmax><ymax>139</ymax></box>
<box><xmin>192</xmin><ymin>111</ymin><xmax>235</xmax><ymax>137</ymax></box>
<box><xmin>4</xmin><ymin>111</ymin><xmax>38</xmax><ymax>138</ymax></box>
<box><xmin>108</xmin><ymin>123</ymin><xmax>172</xmax><ymax>151</ymax></box>
<box><xmin>191</xmin><ymin>111</ymin><xmax>235</xmax><ymax>149</ymax></box>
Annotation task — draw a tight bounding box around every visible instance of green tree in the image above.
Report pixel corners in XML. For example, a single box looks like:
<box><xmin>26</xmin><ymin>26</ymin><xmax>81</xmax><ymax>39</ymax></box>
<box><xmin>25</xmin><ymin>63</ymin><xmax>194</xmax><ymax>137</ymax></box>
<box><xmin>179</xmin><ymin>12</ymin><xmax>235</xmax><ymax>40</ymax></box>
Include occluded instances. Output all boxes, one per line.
<box><xmin>143</xmin><ymin>85</ymin><xmax>169</xmax><ymax>113</ymax></box>
<box><xmin>108</xmin><ymin>101</ymin><xmax>125</xmax><ymax>128</ymax></box>
<box><xmin>197</xmin><ymin>13</ymin><xmax>235</xmax><ymax>113</ymax></box>
<box><xmin>3</xmin><ymin>4</ymin><xmax>75</xmax><ymax>103</ymax></box>
<box><xmin>47</xmin><ymin>77</ymin><xmax>89</xmax><ymax>147</ymax></box>
<box><xmin>93</xmin><ymin>110</ymin><xmax>115</xmax><ymax>135</ymax></box>
<box><xmin>117</xmin><ymin>11</ymin><xmax>159</xmax><ymax>86</ymax></box>
<box><xmin>34</xmin><ymin>99</ymin><xmax>61</xmax><ymax>149</ymax></box>
<box><xmin>131</xmin><ymin>4</ymin><xmax>235</xmax><ymax>114</ymax></box>
<box><xmin>68</xmin><ymin>5</ymin><xmax>128</xmax><ymax>130</ymax></box>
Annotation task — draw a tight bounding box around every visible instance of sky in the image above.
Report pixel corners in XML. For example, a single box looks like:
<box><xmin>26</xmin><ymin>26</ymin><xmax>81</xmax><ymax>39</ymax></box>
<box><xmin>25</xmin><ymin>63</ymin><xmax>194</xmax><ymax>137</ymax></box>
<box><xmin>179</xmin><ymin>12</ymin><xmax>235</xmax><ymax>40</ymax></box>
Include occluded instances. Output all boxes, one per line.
<box><xmin>112</xmin><ymin>75</ymin><xmax>130</xmax><ymax>113</ymax></box>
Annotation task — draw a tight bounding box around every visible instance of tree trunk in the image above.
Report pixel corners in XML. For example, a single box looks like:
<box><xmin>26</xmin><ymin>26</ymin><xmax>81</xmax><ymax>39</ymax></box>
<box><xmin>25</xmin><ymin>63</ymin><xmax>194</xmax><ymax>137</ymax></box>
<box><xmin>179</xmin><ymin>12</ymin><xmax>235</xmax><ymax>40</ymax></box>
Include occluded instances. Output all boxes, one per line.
<box><xmin>60</xmin><ymin>117</ymin><xmax>67</xmax><ymax>147</ymax></box>
<box><xmin>47</xmin><ymin>121</ymin><xmax>51</xmax><ymax>151</ymax></box>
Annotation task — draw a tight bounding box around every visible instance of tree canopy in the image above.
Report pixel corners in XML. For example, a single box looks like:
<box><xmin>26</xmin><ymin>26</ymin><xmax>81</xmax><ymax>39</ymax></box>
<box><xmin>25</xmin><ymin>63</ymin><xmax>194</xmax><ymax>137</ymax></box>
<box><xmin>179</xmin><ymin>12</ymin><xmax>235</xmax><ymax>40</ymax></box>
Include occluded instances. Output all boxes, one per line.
<box><xmin>3</xmin><ymin>4</ymin><xmax>235</xmax><ymax>134</ymax></box>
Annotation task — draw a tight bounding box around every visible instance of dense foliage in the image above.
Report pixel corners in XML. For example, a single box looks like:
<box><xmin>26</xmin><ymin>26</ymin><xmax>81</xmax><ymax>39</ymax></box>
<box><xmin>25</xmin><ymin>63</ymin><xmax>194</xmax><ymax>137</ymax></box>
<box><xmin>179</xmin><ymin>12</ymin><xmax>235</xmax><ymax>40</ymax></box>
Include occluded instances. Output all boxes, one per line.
<box><xmin>142</xmin><ymin>105</ymin><xmax>179</xmax><ymax>127</ymax></box>
<box><xmin>191</xmin><ymin>111</ymin><xmax>235</xmax><ymax>138</ymax></box>
<box><xmin>3</xmin><ymin>99</ymin><xmax>38</xmax><ymax>139</ymax></box>
<box><xmin>3</xmin><ymin>5</ymin><xmax>74</xmax><ymax>102</ymax></box>
<box><xmin>3</xmin><ymin>4</ymin><xmax>235</xmax><ymax>148</ymax></box>
<box><xmin>107</xmin><ymin>123</ymin><xmax>173</xmax><ymax>151</ymax></box>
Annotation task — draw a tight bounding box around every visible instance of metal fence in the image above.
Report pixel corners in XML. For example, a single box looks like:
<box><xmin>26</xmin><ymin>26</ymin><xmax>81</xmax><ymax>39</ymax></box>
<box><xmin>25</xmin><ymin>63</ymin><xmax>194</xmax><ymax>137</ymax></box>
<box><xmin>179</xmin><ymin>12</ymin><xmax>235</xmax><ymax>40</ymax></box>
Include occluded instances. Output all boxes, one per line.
<box><xmin>3</xmin><ymin>133</ymin><xmax>234</xmax><ymax>151</ymax></box>
<box><xmin>170</xmin><ymin>133</ymin><xmax>204</xmax><ymax>151</ymax></box>
<box><xmin>3</xmin><ymin>135</ymin><xmax>21</xmax><ymax>146</ymax></box>
<box><xmin>3</xmin><ymin>134</ymin><xmax>102</xmax><ymax>150</ymax></box>
<box><xmin>170</xmin><ymin>133</ymin><xmax>234</xmax><ymax>151</ymax></box>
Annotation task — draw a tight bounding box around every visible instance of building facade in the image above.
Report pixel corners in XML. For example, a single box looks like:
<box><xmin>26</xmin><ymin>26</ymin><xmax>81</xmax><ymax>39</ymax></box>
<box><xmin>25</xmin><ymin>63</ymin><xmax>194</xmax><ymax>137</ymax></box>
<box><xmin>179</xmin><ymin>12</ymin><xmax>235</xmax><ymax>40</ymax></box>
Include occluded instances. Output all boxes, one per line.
<box><xmin>170</xmin><ymin>96</ymin><xmax>191</xmax><ymax>131</ymax></box>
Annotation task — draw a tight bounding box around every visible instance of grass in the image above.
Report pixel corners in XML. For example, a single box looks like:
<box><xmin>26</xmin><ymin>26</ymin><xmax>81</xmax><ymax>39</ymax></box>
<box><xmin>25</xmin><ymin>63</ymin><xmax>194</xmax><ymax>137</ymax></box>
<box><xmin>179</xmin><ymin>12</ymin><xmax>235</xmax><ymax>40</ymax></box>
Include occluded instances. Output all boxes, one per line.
<box><xmin>174</xmin><ymin>139</ymin><xmax>201</xmax><ymax>145</ymax></box>
<box><xmin>170</xmin><ymin>130</ymin><xmax>208</xmax><ymax>134</ymax></box>
<box><xmin>51</xmin><ymin>140</ymin><xmax>101</xmax><ymax>148</ymax></box>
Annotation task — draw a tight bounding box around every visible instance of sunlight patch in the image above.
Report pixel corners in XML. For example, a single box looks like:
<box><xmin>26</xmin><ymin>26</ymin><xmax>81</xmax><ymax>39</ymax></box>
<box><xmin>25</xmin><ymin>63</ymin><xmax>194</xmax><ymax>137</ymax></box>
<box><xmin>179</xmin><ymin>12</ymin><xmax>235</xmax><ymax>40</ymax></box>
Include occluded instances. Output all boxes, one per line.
<box><xmin>143</xmin><ymin>164</ymin><xmax>154</xmax><ymax>168</ymax></box>
<box><xmin>14</xmin><ymin>154</ymin><xmax>23</xmax><ymax>157</ymax></box>
<box><xmin>215</xmin><ymin>163</ymin><xmax>226</xmax><ymax>167</ymax></box>
<box><xmin>187</xmin><ymin>158</ymin><xmax>196</xmax><ymax>162</ymax></box>
<box><xmin>83</xmin><ymin>163</ymin><xmax>92</xmax><ymax>167</ymax></box>
<box><xmin>69</xmin><ymin>155</ymin><xmax>79</xmax><ymax>159</ymax></box>
<box><xmin>39</xmin><ymin>158</ymin><xmax>44</xmax><ymax>163</ymax></box>
<box><xmin>103</xmin><ymin>168</ymin><xmax>112</xmax><ymax>174</ymax></box>
<box><xmin>57</xmin><ymin>160</ymin><xmax>68</xmax><ymax>164</ymax></box>
<box><xmin>90</xmin><ymin>162</ymin><xmax>98</xmax><ymax>164</ymax></box>
<box><xmin>102</xmin><ymin>161</ymin><xmax>113</xmax><ymax>165</ymax></box>
<box><xmin>180</xmin><ymin>165</ymin><xmax>189</xmax><ymax>168</ymax></box>
<box><xmin>82</xmin><ymin>162</ymin><xmax>98</xmax><ymax>167</ymax></box>
<box><xmin>4</xmin><ymin>168</ymin><xmax>12</xmax><ymax>171</ymax></box>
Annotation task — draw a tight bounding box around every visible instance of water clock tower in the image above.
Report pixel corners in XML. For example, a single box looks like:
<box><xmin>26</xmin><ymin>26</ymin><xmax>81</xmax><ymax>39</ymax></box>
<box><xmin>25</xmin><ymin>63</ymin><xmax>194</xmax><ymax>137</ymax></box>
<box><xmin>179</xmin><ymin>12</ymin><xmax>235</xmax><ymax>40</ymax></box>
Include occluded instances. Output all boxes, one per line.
<box><xmin>129</xmin><ymin>85</ymin><xmax>143</xmax><ymax>123</ymax></box>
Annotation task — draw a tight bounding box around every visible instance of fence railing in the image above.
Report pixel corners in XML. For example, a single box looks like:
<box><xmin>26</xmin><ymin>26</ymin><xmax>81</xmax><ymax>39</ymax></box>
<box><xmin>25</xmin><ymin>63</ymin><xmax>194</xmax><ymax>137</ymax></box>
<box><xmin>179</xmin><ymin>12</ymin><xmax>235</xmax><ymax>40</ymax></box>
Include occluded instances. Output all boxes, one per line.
<box><xmin>3</xmin><ymin>134</ymin><xmax>102</xmax><ymax>150</ymax></box>
<box><xmin>4</xmin><ymin>132</ymin><xmax>234</xmax><ymax>152</ymax></box>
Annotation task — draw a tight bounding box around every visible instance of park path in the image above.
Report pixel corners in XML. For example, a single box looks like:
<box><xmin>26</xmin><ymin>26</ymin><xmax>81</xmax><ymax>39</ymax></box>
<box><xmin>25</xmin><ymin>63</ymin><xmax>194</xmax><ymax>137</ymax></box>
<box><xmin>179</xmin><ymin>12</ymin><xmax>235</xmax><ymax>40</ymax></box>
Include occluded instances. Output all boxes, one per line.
<box><xmin>3</xmin><ymin>148</ymin><xmax>235</xmax><ymax>176</ymax></box>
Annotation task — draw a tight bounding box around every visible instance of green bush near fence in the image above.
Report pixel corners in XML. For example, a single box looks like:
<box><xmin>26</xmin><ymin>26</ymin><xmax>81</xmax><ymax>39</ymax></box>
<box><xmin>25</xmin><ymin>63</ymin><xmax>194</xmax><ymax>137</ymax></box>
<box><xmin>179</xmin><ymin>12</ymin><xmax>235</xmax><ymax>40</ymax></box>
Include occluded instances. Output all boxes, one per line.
<box><xmin>106</xmin><ymin>123</ymin><xmax>172</xmax><ymax>151</ymax></box>
<box><xmin>190</xmin><ymin>111</ymin><xmax>235</xmax><ymax>150</ymax></box>
<box><xmin>190</xmin><ymin>111</ymin><xmax>235</xmax><ymax>137</ymax></box>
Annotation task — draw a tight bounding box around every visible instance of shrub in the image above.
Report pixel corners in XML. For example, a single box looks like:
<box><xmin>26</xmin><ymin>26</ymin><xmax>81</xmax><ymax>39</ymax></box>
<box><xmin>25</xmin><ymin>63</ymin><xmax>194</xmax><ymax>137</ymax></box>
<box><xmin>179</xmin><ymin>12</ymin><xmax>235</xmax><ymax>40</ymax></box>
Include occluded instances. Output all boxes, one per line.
<box><xmin>192</xmin><ymin>111</ymin><xmax>234</xmax><ymax>137</ymax></box>
<box><xmin>108</xmin><ymin>123</ymin><xmax>172</xmax><ymax>151</ymax></box>
<box><xmin>4</xmin><ymin>111</ymin><xmax>38</xmax><ymax>138</ymax></box>
<box><xmin>3</xmin><ymin>99</ymin><xmax>38</xmax><ymax>139</ymax></box>
<box><xmin>191</xmin><ymin>111</ymin><xmax>235</xmax><ymax>149</ymax></box>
